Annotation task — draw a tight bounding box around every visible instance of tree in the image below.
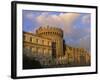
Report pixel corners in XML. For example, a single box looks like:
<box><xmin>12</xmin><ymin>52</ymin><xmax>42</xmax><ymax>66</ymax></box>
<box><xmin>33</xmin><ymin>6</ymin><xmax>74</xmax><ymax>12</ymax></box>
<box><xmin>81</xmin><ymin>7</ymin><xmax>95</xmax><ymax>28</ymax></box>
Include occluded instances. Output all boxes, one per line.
<box><xmin>23</xmin><ymin>48</ymin><xmax>42</xmax><ymax>69</ymax></box>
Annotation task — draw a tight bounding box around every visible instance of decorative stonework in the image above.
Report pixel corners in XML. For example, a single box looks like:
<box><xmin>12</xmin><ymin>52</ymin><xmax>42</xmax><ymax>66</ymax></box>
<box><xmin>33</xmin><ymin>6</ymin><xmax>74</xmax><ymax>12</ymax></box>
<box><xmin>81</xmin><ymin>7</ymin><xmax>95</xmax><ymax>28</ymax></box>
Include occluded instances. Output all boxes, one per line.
<box><xmin>23</xmin><ymin>25</ymin><xmax>90</xmax><ymax>68</ymax></box>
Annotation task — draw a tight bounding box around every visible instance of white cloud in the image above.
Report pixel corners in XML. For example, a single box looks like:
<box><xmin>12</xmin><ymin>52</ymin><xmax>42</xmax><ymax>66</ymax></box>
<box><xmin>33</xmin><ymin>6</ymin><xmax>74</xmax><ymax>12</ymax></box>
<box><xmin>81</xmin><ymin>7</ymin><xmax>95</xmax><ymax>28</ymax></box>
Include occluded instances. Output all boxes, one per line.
<box><xmin>36</xmin><ymin>12</ymin><xmax>80</xmax><ymax>34</ymax></box>
<box><xmin>82</xmin><ymin>14</ymin><xmax>91</xmax><ymax>24</ymax></box>
<box><xmin>25</xmin><ymin>12</ymin><xmax>34</xmax><ymax>19</ymax></box>
<box><xmin>24</xmin><ymin>12</ymin><xmax>90</xmax><ymax>52</ymax></box>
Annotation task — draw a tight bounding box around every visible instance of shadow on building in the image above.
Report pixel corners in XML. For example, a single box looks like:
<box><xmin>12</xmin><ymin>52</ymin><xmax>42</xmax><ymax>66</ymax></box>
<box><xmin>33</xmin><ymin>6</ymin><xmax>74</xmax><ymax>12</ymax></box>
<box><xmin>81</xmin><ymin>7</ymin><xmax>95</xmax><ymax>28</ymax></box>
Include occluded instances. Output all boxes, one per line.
<box><xmin>23</xmin><ymin>26</ymin><xmax>91</xmax><ymax>69</ymax></box>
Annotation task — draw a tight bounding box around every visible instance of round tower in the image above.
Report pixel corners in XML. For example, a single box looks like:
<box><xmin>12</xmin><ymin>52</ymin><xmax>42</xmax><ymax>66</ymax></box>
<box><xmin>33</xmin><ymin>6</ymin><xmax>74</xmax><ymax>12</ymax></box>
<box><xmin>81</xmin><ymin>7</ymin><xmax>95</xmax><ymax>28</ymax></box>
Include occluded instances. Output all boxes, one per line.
<box><xmin>36</xmin><ymin>25</ymin><xmax>64</xmax><ymax>58</ymax></box>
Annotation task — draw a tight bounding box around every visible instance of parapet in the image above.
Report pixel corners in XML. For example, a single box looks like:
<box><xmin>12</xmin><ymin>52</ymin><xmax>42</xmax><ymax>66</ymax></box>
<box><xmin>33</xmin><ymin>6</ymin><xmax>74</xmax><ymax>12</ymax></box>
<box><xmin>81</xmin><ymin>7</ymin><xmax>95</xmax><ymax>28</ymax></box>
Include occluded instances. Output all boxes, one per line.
<box><xmin>36</xmin><ymin>25</ymin><xmax>63</xmax><ymax>37</ymax></box>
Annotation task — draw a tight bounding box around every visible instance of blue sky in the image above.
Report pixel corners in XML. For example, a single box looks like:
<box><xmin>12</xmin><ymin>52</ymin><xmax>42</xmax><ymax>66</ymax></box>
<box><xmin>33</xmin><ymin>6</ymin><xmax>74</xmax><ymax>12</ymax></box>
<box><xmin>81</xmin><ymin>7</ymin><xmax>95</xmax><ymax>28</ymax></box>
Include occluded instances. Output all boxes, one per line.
<box><xmin>23</xmin><ymin>10</ymin><xmax>91</xmax><ymax>52</ymax></box>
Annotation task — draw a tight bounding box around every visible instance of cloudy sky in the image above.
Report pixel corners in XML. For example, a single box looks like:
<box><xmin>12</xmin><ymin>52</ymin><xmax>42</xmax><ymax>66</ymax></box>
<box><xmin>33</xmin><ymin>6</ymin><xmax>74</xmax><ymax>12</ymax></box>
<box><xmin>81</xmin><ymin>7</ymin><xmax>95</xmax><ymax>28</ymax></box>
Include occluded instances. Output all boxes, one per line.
<box><xmin>23</xmin><ymin>10</ymin><xmax>91</xmax><ymax>52</ymax></box>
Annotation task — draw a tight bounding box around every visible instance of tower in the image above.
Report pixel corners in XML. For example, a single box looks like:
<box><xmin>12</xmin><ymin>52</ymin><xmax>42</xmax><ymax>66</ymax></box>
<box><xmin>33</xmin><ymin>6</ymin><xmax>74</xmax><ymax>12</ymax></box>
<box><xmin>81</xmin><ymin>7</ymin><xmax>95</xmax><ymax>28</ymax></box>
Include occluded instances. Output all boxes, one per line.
<box><xmin>35</xmin><ymin>25</ymin><xmax>64</xmax><ymax>58</ymax></box>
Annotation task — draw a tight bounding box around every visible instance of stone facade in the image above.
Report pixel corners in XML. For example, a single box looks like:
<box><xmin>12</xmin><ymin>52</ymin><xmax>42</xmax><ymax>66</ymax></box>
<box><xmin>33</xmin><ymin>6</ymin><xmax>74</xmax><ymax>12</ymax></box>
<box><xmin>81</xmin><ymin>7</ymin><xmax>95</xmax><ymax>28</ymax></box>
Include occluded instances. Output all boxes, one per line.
<box><xmin>23</xmin><ymin>25</ymin><xmax>90</xmax><ymax>67</ymax></box>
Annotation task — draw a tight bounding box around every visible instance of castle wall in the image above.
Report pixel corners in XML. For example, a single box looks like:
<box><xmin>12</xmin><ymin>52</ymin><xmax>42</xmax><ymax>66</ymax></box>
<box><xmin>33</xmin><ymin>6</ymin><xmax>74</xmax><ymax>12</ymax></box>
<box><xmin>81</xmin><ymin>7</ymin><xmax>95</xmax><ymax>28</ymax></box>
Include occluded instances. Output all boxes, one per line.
<box><xmin>23</xmin><ymin>32</ymin><xmax>52</xmax><ymax>57</ymax></box>
<box><xmin>64</xmin><ymin>46</ymin><xmax>91</xmax><ymax>65</ymax></box>
<box><xmin>23</xmin><ymin>26</ymin><xmax>91</xmax><ymax>67</ymax></box>
<box><xmin>36</xmin><ymin>26</ymin><xmax>64</xmax><ymax>57</ymax></box>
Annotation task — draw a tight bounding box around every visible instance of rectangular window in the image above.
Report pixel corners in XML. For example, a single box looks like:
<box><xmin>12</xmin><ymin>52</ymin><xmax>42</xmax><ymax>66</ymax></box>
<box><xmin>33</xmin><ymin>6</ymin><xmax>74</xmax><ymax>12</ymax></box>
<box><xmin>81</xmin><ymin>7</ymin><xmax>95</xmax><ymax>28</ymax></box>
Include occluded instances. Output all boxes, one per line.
<box><xmin>52</xmin><ymin>42</ymin><xmax>56</xmax><ymax>48</ymax></box>
<box><xmin>42</xmin><ymin>48</ymin><xmax>45</xmax><ymax>54</ymax></box>
<box><xmin>48</xmin><ymin>41</ymin><xmax>49</xmax><ymax>45</ymax></box>
<box><xmin>36</xmin><ymin>39</ymin><xmax>38</xmax><ymax>43</ymax></box>
<box><xmin>42</xmin><ymin>40</ymin><xmax>44</xmax><ymax>45</ymax></box>
<box><xmin>25</xmin><ymin>35</ymin><xmax>30</xmax><ymax>42</ymax></box>
<box><xmin>44</xmin><ymin>49</ymin><xmax>46</xmax><ymax>54</ymax></box>
<box><xmin>31</xmin><ymin>47</ymin><xmax>34</xmax><ymax>52</ymax></box>
<box><xmin>49</xmin><ymin>49</ymin><xmax>52</xmax><ymax>54</ymax></box>
<box><xmin>30</xmin><ymin>37</ymin><xmax>32</xmax><ymax>42</ymax></box>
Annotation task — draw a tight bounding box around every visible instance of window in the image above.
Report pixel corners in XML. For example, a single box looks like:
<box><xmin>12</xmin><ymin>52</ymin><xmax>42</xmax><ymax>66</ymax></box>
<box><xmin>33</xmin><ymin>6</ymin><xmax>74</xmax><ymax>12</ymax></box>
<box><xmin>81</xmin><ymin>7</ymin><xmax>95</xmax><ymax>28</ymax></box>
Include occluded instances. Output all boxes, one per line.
<box><xmin>49</xmin><ymin>49</ymin><xmax>52</xmax><ymax>54</ymax></box>
<box><xmin>42</xmin><ymin>48</ymin><xmax>45</xmax><ymax>54</ymax></box>
<box><xmin>48</xmin><ymin>41</ymin><xmax>49</xmax><ymax>45</ymax></box>
<box><xmin>46</xmin><ymin>32</ymin><xmax>48</xmax><ymax>35</ymax></box>
<box><xmin>31</xmin><ymin>47</ymin><xmax>35</xmax><ymax>52</ymax></box>
<box><xmin>38</xmin><ymin>48</ymin><xmax>41</xmax><ymax>53</ymax></box>
<box><xmin>25</xmin><ymin>35</ymin><xmax>30</xmax><ymax>42</ymax></box>
<box><xmin>52</xmin><ymin>42</ymin><xmax>56</xmax><ymax>48</ymax></box>
<box><xmin>44</xmin><ymin>49</ymin><xmax>46</xmax><ymax>54</ymax></box>
<box><xmin>42</xmin><ymin>40</ymin><xmax>44</xmax><ymax>45</ymax></box>
<box><xmin>30</xmin><ymin>37</ymin><xmax>32</xmax><ymax>42</ymax></box>
<box><xmin>36</xmin><ymin>39</ymin><xmax>38</xmax><ymax>43</ymax></box>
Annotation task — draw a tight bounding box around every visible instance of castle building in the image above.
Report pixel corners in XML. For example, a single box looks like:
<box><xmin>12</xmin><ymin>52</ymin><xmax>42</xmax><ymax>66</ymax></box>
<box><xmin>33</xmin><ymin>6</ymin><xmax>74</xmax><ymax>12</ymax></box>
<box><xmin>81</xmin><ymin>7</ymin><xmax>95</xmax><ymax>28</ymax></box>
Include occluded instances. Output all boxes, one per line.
<box><xmin>23</xmin><ymin>25</ymin><xmax>90</xmax><ymax>67</ymax></box>
<box><xmin>23</xmin><ymin>32</ymin><xmax>52</xmax><ymax>57</ymax></box>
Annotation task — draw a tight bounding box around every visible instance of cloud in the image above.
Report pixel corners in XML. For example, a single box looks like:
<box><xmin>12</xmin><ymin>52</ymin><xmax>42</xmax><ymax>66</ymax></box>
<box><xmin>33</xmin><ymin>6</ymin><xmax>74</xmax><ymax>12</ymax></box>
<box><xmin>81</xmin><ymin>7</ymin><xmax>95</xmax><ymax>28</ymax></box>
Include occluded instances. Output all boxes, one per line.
<box><xmin>36</xmin><ymin>12</ymin><xmax>91</xmax><ymax>52</ymax></box>
<box><xmin>36</xmin><ymin>12</ymin><xmax>80</xmax><ymax>34</ymax></box>
<box><xmin>23</xmin><ymin>11</ymin><xmax>91</xmax><ymax>52</ymax></box>
<box><xmin>66</xmin><ymin>34</ymin><xmax>91</xmax><ymax>52</ymax></box>
<box><xmin>82</xmin><ymin>14</ymin><xmax>91</xmax><ymax>24</ymax></box>
<box><xmin>25</xmin><ymin>12</ymin><xmax>35</xmax><ymax>19</ymax></box>
<box><xmin>79</xmin><ymin>35</ymin><xmax>91</xmax><ymax>52</ymax></box>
